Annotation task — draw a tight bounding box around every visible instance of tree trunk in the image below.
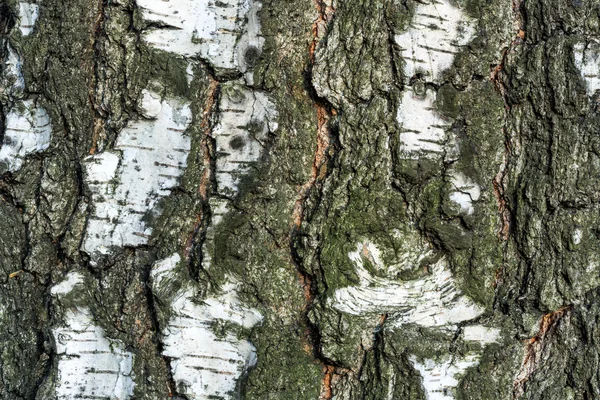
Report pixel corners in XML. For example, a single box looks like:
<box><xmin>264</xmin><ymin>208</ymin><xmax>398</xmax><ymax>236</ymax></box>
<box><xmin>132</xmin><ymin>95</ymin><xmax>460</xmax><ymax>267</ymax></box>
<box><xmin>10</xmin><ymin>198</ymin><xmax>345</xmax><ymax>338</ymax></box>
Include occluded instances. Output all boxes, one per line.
<box><xmin>0</xmin><ymin>0</ymin><xmax>597</xmax><ymax>398</ymax></box>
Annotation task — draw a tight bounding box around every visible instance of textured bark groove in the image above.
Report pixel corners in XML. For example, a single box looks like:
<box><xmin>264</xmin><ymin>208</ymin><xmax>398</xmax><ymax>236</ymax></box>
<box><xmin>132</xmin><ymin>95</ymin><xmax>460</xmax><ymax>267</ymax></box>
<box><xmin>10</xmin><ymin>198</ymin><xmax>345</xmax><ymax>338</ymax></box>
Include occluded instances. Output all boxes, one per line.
<box><xmin>1</xmin><ymin>0</ymin><xmax>600</xmax><ymax>399</ymax></box>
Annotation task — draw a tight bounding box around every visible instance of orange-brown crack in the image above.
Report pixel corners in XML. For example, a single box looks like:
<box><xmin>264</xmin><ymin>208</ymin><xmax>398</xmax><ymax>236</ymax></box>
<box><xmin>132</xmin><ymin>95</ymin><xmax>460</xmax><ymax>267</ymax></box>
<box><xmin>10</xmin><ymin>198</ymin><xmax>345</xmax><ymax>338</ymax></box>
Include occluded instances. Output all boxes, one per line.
<box><xmin>292</xmin><ymin>0</ymin><xmax>336</xmax><ymax>227</ymax></box>
<box><xmin>319</xmin><ymin>365</ymin><xmax>354</xmax><ymax>400</ymax></box>
<box><xmin>183</xmin><ymin>213</ymin><xmax>203</xmax><ymax>260</ymax></box>
<box><xmin>309</xmin><ymin>0</ymin><xmax>334</xmax><ymax>62</ymax></box>
<box><xmin>513</xmin><ymin>306</ymin><xmax>572</xmax><ymax>398</ymax></box>
<box><xmin>492</xmin><ymin>265</ymin><xmax>505</xmax><ymax>288</ymax></box>
<box><xmin>89</xmin><ymin>117</ymin><xmax>103</xmax><ymax>155</ymax></box>
<box><xmin>292</xmin><ymin>104</ymin><xmax>331</xmax><ymax>227</ymax></box>
<box><xmin>319</xmin><ymin>365</ymin><xmax>335</xmax><ymax>400</ymax></box>
<box><xmin>183</xmin><ymin>78</ymin><xmax>219</xmax><ymax>259</ymax></box>
<box><xmin>315</xmin><ymin>306</ymin><xmax>387</xmax><ymax>400</ymax></box>
<box><xmin>199</xmin><ymin>78</ymin><xmax>220</xmax><ymax>201</ymax></box>
<box><xmin>378</xmin><ymin>313</ymin><xmax>388</xmax><ymax>326</ymax></box>
<box><xmin>292</xmin><ymin>1</ymin><xmax>341</xmax><ymax>396</ymax></box>
<box><xmin>294</xmin><ymin>271</ymin><xmax>318</xmax><ymax>365</ymax></box>
<box><xmin>535</xmin><ymin>306</ymin><xmax>571</xmax><ymax>342</ymax></box>
<box><xmin>296</xmin><ymin>270</ymin><xmax>314</xmax><ymax>304</ymax></box>
<box><xmin>361</xmin><ymin>242</ymin><xmax>379</xmax><ymax>268</ymax></box>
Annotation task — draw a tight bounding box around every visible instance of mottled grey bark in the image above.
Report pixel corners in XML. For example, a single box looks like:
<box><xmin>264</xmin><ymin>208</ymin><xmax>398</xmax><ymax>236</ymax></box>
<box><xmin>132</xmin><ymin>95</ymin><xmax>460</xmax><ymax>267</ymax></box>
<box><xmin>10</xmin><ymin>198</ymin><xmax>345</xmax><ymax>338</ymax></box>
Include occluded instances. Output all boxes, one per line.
<box><xmin>0</xmin><ymin>0</ymin><xmax>598</xmax><ymax>399</ymax></box>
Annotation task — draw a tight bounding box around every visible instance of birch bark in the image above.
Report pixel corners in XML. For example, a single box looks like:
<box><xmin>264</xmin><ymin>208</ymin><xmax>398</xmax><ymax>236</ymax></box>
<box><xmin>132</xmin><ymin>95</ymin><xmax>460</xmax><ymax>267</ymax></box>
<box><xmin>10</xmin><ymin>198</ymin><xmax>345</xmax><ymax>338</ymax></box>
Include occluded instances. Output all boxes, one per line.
<box><xmin>0</xmin><ymin>0</ymin><xmax>598</xmax><ymax>399</ymax></box>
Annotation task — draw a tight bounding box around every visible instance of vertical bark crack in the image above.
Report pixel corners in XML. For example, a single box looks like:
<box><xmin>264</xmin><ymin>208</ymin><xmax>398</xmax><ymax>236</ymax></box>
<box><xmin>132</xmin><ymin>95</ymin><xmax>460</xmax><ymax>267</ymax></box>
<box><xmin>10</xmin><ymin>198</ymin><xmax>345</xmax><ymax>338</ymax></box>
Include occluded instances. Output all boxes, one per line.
<box><xmin>513</xmin><ymin>305</ymin><xmax>572</xmax><ymax>398</ymax></box>
<box><xmin>490</xmin><ymin>0</ymin><xmax>525</xmax><ymax>241</ymax></box>
<box><xmin>185</xmin><ymin>75</ymin><xmax>220</xmax><ymax>281</ymax></box>
<box><xmin>289</xmin><ymin>2</ymin><xmax>342</xmax><ymax>398</ymax></box>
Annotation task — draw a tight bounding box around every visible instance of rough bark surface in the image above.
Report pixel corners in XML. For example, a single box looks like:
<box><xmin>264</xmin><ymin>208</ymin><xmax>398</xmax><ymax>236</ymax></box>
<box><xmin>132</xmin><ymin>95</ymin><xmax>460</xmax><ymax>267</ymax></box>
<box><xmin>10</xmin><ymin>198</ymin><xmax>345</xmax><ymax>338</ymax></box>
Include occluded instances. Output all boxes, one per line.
<box><xmin>0</xmin><ymin>0</ymin><xmax>598</xmax><ymax>399</ymax></box>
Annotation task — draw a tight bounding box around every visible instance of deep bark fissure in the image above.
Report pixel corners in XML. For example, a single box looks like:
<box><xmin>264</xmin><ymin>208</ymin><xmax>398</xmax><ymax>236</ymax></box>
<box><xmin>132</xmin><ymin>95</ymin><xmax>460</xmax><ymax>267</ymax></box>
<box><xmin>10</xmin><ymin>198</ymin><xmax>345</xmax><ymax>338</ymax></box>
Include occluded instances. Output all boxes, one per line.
<box><xmin>287</xmin><ymin>2</ymin><xmax>345</xmax><ymax>397</ymax></box>
<box><xmin>3</xmin><ymin>0</ymin><xmax>600</xmax><ymax>398</ymax></box>
<box><xmin>491</xmin><ymin>0</ymin><xmax>525</xmax><ymax>242</ymax></box>
<box><xmin>186</xmin><ymin>75</ymin><xmax>220</xmax><ymax>281</ymax></box>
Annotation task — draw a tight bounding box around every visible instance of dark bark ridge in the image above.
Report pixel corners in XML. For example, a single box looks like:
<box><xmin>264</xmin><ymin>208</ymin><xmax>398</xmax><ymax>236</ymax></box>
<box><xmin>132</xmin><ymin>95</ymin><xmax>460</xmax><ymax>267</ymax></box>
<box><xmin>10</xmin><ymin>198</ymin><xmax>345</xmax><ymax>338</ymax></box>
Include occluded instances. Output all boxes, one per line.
<box><xmin>0</xmin><ymin>0</ymin><xmax>599</xmax><ymax>399</ymax></box>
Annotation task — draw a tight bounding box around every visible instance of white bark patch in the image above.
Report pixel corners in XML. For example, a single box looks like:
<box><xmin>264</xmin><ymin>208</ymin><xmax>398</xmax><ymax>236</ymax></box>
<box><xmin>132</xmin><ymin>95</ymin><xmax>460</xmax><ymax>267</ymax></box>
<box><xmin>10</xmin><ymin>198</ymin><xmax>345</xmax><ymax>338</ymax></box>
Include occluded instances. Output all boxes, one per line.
<box><xmin>202</xmin><ymin>84</ymin><xmax>277</xmax><ymax>270</ymax></box>
<box><xmin>186</xmin><ymin>62</ymin><xmax>195</xmax><ymax>85</ymax></box>
<box><xmin>574</xmin><ymin>41</ymin><xmax>600</xmax><ymax>95</ymax></box>
<box><xmin>573</xmin><ymin>228</ymin><xmax>583</xmax><ymax>245</ymax></box>
<box><xmin>208</xmin><ymin>198</ymin><xmax>230</xmax><ymax>233</ymax></box>
<box><xmin>50</xmin><ymin>272</ymin><xmax>84</xmax><ymax>296</ymax></box>
<box><xmin>395</xmin><ymin>0</ymin><xmax>474</xmax><ymax>83</ymax></box>
<box><xmin>1</xmin><ymin>40</ymin><xmax>52</xmax><ymax>172</ymax></box>
<box><xmin>397</xmin><ymin>87</ymin><xmax>449</xmax><ymax>156</ymax></box>
<box><xmin>408</xmin><ymin>333</ymin><xmax>500</xmax><ymax>400</ymax></box>
<box><xmin>139</xmin><ymin>89</ymin><xmax>162</xmax><ymax>119</ymax></box>
<box><xmin>18</xmin><ymin>3</ymin><xmax>39</xmax><ymax>36</ymax></box>
<box><xmin>409</xmin><ymin>355</ymin><xmax>479</xmax><ymax>400</ymax></box>
<box><xmin>138</xmin><ymin>0</ymin><xmax>263</xmax><ymax>73</ymax></box>
<box><xmin>151</xmin><ymin>254</ymin><xmax>263</xmax><ymax>400</ymax></box>
<box><xmin>331</xmin><ymin>242</ymin><xmax>501</xmax><ymax>399</ymax></box>
<box><xmin>331</xmin><ymin>242</ymin><xmax>484</xmax><ymax>327</ymax></box>
<box><xmin>51</xmin><ymin>273</ymin><xmax>135</xmax><ymax>400</ymax></box>
<box><xmin>5</xmin><ymin>46</ymin><xmax>25</xmax><ymax>93</ymax></box>
<box><xmin>82</xmin><ymin>94</ymin><xmax>191</xmax><ymax>260</ymax></box>
<box><xmin>391</xmin><ymin>5</ymin><xmax>492</xmax><ymax>396</ymax></box>
<box><xmin>396</xmin><ymin>0</ymin><xmax>472</xmax><ymax>156</ymax></box>
<box><xmin>235</xmin><ymin>0</ymin><xmax>264</xmax><ymax>81</ymax></box>
<box><xmin>213</xmin><ymin>84</ymin><xmax>278</xmax><ymax>197</ymax></box>
<box><xmin>462</xmin><ymin>325</ymin><xmax>501</xmax><ymax>345</ymax></box>
<box><xmin>449</xmin><ymin>172</ymin><xmax>481</xmax><ymax>215</ymax></box>
<box><xmin>54</xmin><ymin>309</ymin><xmax>135</xmax><ymax>400</ymax></box>
<box><xmin>0</xmin><ymin>100</ymin><xmax>52</xmax><ymax>172</ymax></box>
